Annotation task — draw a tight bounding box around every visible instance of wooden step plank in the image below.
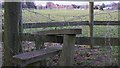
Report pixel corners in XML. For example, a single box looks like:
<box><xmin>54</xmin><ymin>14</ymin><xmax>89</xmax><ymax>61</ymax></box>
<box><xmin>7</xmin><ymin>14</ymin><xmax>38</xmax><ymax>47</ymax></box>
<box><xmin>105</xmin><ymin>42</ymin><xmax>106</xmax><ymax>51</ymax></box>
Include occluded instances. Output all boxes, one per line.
<box><xmin>32</xmin><ymin>29</ymin><xmax>82</xmax><ymax>35</ymax></box>
<box><xmin>13</xmin><ymin>46</ymin><xmax>62</xmax><ymax>60</ymax></box>
<box><xmin>13</xmin><ymin>46</ymin><xmax>62</xmax><ymax>66</ymax></box>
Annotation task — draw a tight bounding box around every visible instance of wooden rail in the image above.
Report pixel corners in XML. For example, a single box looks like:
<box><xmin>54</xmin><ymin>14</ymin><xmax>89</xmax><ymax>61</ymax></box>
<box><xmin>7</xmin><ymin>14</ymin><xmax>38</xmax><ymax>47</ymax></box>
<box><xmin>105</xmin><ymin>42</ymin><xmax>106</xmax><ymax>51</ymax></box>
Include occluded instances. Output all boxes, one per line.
<box><xmin>23</xmin><ymin>21</ymin><xmax>119</xmax><ymax>28</ymax></box>
<box><xmin>21</xmin><ymin>33</ymin><xmax>120</xmax><ymax>46</ymax></box>
<box><xmin>33</xmin><ymin>29</ymin><xmax>82</xmax><ymax>35</ymax></box>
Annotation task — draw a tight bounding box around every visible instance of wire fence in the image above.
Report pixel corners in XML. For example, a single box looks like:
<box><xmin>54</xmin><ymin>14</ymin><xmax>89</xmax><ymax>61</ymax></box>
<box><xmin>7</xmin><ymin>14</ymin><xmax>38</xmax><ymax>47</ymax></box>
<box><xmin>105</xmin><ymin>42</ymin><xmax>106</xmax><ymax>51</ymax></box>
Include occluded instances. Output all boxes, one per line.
<box><xmin>1</xmin><ymin>8</ymin><xmax>119</xmax><ymax>66</ymax></box>
<box><xmin>22</xmin><ymin>9</ymin><xmax>119</xmax><ymax>66</ymax></box>
<box><xmin>22</xmin><ymin>9</ymin><xmax>118</xmax><ymax>23</ymax></box>
<box><xmin>0</xmin><ymin>9</ymin><xmax>118</xmax><ymax>44</ymax></box>
<box><xmin>22</xmin><ymin>9</ymin><xmax>118</xmax><ymax>38</ymax></box>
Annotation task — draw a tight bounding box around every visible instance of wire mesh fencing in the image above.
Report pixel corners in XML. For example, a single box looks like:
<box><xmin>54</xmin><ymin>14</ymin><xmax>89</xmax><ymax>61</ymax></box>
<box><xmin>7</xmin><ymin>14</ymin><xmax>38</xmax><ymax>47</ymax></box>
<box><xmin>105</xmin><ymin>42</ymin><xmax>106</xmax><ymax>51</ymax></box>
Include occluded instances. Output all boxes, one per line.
<box><xmin>22</xmin><ymin>9</ymin><xmax>118</xmax><ymax>37</ymax></box>
<box><xmin>21</xmin><ymin>8</ymin><xmax>119</xmax><ymax>66</ymax></box>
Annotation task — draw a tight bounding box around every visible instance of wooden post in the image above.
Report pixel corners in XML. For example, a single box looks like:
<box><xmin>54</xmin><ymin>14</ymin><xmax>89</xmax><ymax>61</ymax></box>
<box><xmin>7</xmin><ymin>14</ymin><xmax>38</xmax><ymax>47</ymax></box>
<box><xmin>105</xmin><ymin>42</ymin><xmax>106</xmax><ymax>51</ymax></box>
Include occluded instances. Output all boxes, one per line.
<box><xmin>118</xmin><ymin>21</ymin><xmax>120</xmax><ymax>66</ymax></box>
<box><xmin>89</xmin><ymin>1</ymin><xmax>94</xmax><ymax>49</ymax></box>
<box><xmin>60</xmin><ymin>34</ymin><xmax>76</xmax><ymax>66</ymax></box>
<box><xmin>3</xmin><ymin>2</ymin><xmax>22</xmax><ymax>66</ymax></box>
<box><xmin>35</xmin><ymin>36</ymin><xmax>46</xmax><ymax>66</ymax></box>
<box><xmin>27</xmin><ymin>36</ymin><xmax>46</xmax><ymax>66</ymax></box>
<box><xmin>35</xmin><ymin>36</ymin><xmax>44</xmax><ymax>50</ymax></box>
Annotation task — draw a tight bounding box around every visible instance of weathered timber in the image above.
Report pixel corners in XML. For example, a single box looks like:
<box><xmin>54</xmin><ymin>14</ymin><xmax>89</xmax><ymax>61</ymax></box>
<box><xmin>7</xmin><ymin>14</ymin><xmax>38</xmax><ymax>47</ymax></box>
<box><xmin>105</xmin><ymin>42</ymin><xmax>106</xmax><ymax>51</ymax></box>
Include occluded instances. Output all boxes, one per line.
<box><xmin>13</xmin><ymin>46</ymin><xmax>62</xmax><ymax>66</ymax></box>
<box><xmin>21</xmin><ymin>34</ymin><xmax>119</xmax><ymax>46</ymax></box>
<box><xmin>34</xmin><ymin>35</ymin><xmax>47</xmax><ymax>66</ymax></box>
<box><xmin>18</xmin><ymin>2</ymin><xmax>23</xmax><ymax>52</ymax></box>
<box><xmin>3</xmin><ymin>2</ymin><xmax>22</xmax><ymax>66</ymax></box>
<box><xmin>60</xmin><ymin>35</ymin><xmax>76</xmax><ymax>66</ymax></box>
<box><xmin>89</xmin><ymin>2</ymin><xmax>94</xmax><ymax>48</ymax></box>
<box><xmin>118</xmin><ymin>25</ymin><xmax>120</xmax><ymax>66</ymax></box>
<box><xmin>32</xmin><ymin>29</ymin><xmax>82</xmax><ymax>35</ymax></box>
<box><xmin>30</xmin><ymin>29</ymin><xmax>81</xmax><ymax>66</ymax></box>
<box><xmin>23</xmin><ymin>21</ymin><xmax>119</xmax><ymax>28</ymax></box>
<box><xmin>35</xmin><ymin>35</ymin><xmax>45</xmax><ymax>50</ymax></box>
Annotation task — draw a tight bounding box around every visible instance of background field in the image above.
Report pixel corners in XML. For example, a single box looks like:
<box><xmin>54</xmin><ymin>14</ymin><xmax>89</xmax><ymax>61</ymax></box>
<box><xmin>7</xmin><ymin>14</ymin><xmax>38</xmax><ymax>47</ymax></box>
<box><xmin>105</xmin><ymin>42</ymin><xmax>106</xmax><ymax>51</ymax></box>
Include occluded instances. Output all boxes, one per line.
<box><xmin>22</xmin><ymin>9</ymin><xmax>118</xmax><ymax>23</ymax></box>
<box><xmin>22</xmin><ymin>9</ymin><xmax>119</xmax><ymax>38</ymax></box>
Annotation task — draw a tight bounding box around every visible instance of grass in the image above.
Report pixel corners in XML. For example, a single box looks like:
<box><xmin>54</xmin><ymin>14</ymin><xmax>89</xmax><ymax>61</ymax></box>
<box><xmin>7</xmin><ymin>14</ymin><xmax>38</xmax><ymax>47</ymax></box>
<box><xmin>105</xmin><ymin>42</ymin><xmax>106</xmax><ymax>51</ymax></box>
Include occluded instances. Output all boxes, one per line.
<box><xmin>17</xmin><ymin>9</ymin><xmax>119</xmax><ymax>38</ymax></box>
<box><xmin>22</xmin><ymin>9</ymin><xmax>118</xmax><ymax>23</ymax></box>
<box><xmin>22</xmin><ymin>9</ymin><xmax>119</xmax><ymax>38</ymax></box>
<box><xmin>22</xmin><ymin>9</ymin><xmax>89</xmax><ymax>22</ymax></box>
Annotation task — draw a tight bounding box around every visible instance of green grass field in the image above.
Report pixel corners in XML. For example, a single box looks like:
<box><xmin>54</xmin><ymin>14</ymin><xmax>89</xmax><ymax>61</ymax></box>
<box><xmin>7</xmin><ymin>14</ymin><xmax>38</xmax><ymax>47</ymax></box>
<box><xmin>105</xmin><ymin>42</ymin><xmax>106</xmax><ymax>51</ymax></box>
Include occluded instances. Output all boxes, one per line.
<box><xmin>22</xmin><ymin>9</ymin><xmax>118</xmax><ymax>23</ymax></box>
<box><xmin>22</xmin><ymin>9</ymin><xmax>119</xmax><ymax>38</ymax></box>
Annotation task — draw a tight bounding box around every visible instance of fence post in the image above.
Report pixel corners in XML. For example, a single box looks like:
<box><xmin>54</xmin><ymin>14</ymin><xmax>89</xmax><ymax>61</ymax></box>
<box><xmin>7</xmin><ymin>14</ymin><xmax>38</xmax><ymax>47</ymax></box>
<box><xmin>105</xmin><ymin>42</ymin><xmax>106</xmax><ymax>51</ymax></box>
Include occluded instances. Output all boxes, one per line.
<box><xmin>89</xmin><ymin>1</ymin><xmax>94</xmax><ymax>49</ymax></box>
<box><xmin>27</xmin><ymin>36</ymin><xmax>46</xmax><ymax>66</ymax></box>
<box><xmin>118</xmin><ymin>20</ymin><xmax>120</xmax><ymax>66</ymax></box>
<box><xmin>35</xmin><ymin>36</ymin><xmax>46</xmax><ymax>66</ymax></box>
<box><xmin>3</xmin><ymin>2</ymin><xmax>22</xmax><ymax>66</ymax></box>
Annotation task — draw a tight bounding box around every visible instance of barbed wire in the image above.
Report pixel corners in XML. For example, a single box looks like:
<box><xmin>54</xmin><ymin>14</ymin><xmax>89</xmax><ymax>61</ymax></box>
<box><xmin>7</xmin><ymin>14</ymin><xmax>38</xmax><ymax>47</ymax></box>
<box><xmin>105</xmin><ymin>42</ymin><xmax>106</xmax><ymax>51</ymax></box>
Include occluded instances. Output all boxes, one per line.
<box><xmin>22</xmin><ymin>9</ymin><xmax>58</xmax><ymax>22</ymax></box>
<box><xmin>22</xmin><ymin>9</ymin><xmax>118</xmax><ymax>23</ymax></box>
